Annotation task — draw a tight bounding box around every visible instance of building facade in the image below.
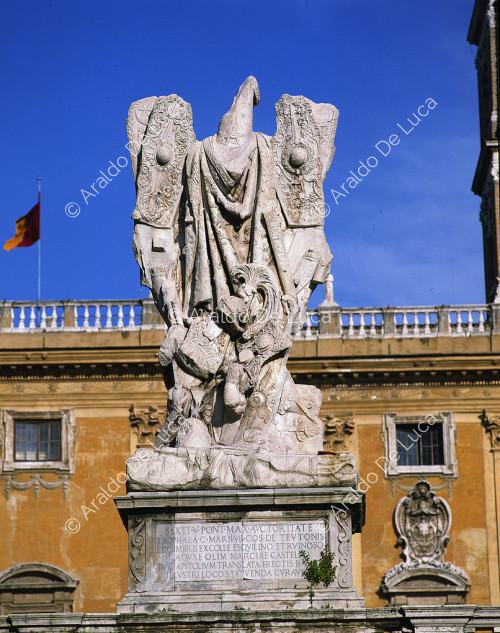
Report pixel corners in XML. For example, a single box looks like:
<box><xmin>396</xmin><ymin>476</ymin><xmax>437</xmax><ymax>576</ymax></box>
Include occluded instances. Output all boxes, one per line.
<box><xmin>0</xmin><ymin>297</ymin><xmax>499</xmax><ymax>615</ymax></box>
<box><xmin>0</xmin><ymin>0</ymin><xmax>498</xmax><ymax>629</ymax></box>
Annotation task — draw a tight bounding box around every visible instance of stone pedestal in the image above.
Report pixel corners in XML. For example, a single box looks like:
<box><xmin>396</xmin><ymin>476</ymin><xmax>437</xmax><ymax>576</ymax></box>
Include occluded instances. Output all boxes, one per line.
<box><xmin>115</xmin><ymin>487</ymin><xmax>365</xmax><ymax>613</ymax></box>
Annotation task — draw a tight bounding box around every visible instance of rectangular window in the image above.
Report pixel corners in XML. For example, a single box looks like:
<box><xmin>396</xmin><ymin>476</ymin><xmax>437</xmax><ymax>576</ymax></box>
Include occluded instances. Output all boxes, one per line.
<box><xmin>396</xmin><ymin>423</ymin><xmax>444</xmax><ymax>466</ymax></box>
<box><xmin>15</xmin><ymin>421</ymin><xmax>61</xmax><ymax>462</ymax></box>
<box><xmin>383</xmin><ymin>412</ymin><xmax>457</xmax><ymax>478</ymax></box>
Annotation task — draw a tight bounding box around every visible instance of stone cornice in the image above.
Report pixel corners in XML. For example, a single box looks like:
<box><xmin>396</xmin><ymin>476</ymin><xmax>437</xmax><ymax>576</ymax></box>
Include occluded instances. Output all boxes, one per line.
<box><xmin>0</xmin><ymin>341</ymin><xmax>500</xmax><ymax>386</ymax></box>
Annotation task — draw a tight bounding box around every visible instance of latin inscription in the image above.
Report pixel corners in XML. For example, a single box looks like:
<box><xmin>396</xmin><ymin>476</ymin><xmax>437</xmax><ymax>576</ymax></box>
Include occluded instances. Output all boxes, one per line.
<box><xmin>170</xmin><ymin>521</ymin><xmax>327</xmax><ymax>582</ymax></box>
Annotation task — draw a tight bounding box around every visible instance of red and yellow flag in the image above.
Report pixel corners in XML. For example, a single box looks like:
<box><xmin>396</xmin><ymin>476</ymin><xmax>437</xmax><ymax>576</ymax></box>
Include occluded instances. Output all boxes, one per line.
<box><xmin>3</xmin><ymin>194</ymin><xmax>40</xmax><ymax>252</ymax></box>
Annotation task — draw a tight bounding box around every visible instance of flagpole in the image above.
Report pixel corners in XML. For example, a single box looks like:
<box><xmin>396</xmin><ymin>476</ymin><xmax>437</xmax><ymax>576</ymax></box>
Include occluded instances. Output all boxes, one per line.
<box><xmin>37</xmin><ymin>178</ymin><xmax>41</xmax><ymax>326</ymax></box>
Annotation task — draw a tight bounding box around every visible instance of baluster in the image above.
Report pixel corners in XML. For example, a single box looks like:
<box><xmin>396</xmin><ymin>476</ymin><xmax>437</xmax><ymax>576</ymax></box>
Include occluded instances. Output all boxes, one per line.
<box><xmin>19</xmin><ymin>306</ymin><xmax>26</xmax><ymax>329</ymax></box>
<box><xmin>467</xmin><ymin>311</ymin><xmax>474</xmax><ymax>335</ymax></box>
<box><xmin>127</xmin><ymin>305</ymin><xmax>134</xmax><ymax>327</ymax></box>
<box><xmin>348</xmin><ymin>313</ymin><xmax>354</xmax><ymax>337</ymax></box>
<box><xmin>413</xmin><ymin>313</ymin><xmax>419</xmax><ymax>336</ymax></box>
<box><xmin>118</xmin><ymin>305</ymin><xmax>124</xmax><ymax>328</ymax></box>
<box><xmin>105</xmin><ymin>304</ymin><xmax>113</xmax><ymax>328</ymax></box>
<box><xmin>402</xmin><ymin>312</ymin><xmax>408</xmax><ymax>337</ymax></box>
<box><xmin>40</xmin><ymin>306</ymin><xmax>47</xmax><ymax>329</ymax></box>
<box><xmin>479</xmin><ymin>310</ymin><xmax>485</xmax><ymax>333</ymax></box>
<box><xmin>83</xmin><ymin>305</ymin><xmax>89</xmax><ymax>329</ymax></box>
<box><xmin>424</xmin><ymin>312</ymin><xmax>431</xmax><ymax>335</ymax></box>
<box><xmin>11</xmin><ymin>306</ymin><xmax>16</xmax><ymax>329</ymax></box>
<box><xmin>369</xmin><ymin>313</ymin><xmax>377</xmax><ymax>337</ymax></box>
<box><xmin>359</xmin><ymin>313</ymin><xmax>366</xmax><ymax>338</ymax></box>
<box><xmin>131</xmin><ymin>304</ymin><xmax>138</xmax><ymax>327</ymax></box>
<box><xmin>29</xmin><ymin>307</ymin><xmax>36</xmax><ymax>329</ymax></box>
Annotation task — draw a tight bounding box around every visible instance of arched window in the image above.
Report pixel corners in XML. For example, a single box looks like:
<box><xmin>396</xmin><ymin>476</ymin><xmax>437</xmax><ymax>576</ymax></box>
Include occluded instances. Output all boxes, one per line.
<box><xmin>0</xmin><ymin>563</ymin><xmax>78</xmax><ymax>614</ymax></box>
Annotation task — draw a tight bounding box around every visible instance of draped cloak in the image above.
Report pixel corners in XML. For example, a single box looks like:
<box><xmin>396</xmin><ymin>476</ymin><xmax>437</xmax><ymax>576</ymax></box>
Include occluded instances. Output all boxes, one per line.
<box><xmin>180</xmin><ymin>132</ymin><xmax>295</xmax><ymax>318</ymax></box>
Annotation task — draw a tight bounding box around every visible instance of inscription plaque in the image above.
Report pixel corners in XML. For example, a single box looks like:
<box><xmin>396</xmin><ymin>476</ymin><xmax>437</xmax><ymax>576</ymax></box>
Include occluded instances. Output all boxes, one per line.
<box><xmin>166</xmin><ymin>520</ymin><xmax>327</xmax><ymax>582</ymax></box>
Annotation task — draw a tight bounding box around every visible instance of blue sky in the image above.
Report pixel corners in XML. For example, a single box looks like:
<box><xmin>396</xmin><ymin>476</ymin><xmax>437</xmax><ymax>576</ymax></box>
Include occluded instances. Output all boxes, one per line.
<box><xmin>0</xmin><ymin>0</ymin><xmax>482</xmax><ymax>308</ymax></box>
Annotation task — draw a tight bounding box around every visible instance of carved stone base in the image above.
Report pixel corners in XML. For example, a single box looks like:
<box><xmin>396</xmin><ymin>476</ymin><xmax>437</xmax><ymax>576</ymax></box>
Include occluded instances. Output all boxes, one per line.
<box><xmin>114</xmin><ymin>487</ymin><xmax>365</xmax><ymax>613</ymax></box>
<box><xmin>126</xmin><ymin>447</ymin><xmax>358</xmax><ymax>491</ymax></box>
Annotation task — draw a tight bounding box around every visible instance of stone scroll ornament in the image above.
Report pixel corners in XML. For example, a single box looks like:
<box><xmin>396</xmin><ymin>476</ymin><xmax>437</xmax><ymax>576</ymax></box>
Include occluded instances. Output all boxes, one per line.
<box><xmin>126</xmin><ymin>77</ymin><xmax>340</xmax><ymax>489</ymax></box>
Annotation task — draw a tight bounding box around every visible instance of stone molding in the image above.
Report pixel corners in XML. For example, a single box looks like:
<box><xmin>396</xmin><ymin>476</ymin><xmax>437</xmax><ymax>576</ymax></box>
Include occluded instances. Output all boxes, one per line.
<box><xmin>2</xmin><ymin>606</ymin><xmax>500</xmax><ymax>632</ymax></box>
<box><xmin>323</xmin><ymin>413</ymin><xmax>354</xmax><ymax>451</ymax></box>
<box><xmin>129</xmin><ymin>405</ymin><xmax>165</xmax><ymax>450</ymax></box>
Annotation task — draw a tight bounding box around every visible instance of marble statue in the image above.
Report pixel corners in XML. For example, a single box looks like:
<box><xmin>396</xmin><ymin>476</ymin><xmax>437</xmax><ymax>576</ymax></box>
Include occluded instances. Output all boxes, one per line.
<box><xmin>126</xmin><ymin>77</ymin><xmax>341</xmax><ymax>489</ymax></box>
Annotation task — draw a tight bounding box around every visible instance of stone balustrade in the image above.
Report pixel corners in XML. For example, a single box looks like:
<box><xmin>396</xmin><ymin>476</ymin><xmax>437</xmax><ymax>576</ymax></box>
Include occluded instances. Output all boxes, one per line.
<box><xmin>0</xmin><ymin>298</ymin><xmax>498</xmax><ymax>339</ymax></box>
<box><xmin>298</xmin><ymin>304</ymin><xmax>494</xmax><ymax>339</ymax></box>
<box><xmin>0</xmin><ymin>299</ymin><xmax>160</xmax><ymax>332</ymax></box>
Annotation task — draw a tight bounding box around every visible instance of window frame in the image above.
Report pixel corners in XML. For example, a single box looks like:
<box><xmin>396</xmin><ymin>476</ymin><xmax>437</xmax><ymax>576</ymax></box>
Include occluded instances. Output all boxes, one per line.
<box><xmin>382</xmin><ymin>412</ymin><xmax>457</xmax><ymax>478</ymax></box>
<box><xmin>1</xmin><ymin>410</ymin><xmax>75</xmax><ymax>475</ymax></box>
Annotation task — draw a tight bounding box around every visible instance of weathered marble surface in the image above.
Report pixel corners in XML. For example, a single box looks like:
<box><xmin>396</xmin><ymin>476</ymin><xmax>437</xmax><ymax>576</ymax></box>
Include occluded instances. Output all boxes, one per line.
<box><xmin>127</xmin><ymin>77</ymin><xmax>338</xmax><ymax>465</ymax></box>
<box><xmin>115</xmin><ymin>488</ymin><xmax>364</xmax><ymax>613</ymax></box>
<box><xmin>126</xmin><ymin>447</ymin><xmax>358</xmax><ymax>490</ymax></box>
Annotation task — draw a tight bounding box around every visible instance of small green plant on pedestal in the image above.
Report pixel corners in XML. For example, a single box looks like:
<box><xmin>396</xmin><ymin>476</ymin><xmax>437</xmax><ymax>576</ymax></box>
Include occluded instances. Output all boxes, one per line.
<box><xmin>299</xmin><ymin>549</ymin><xmax>336</xmax><ymax>608</ymax></box>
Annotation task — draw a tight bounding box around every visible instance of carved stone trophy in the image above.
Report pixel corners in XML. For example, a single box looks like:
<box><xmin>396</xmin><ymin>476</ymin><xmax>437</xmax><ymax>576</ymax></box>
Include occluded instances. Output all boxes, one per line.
<box><xmin>116</xmin><ymin>77</ymin><xmax>364</xmax><ymax>612</ymax></box>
